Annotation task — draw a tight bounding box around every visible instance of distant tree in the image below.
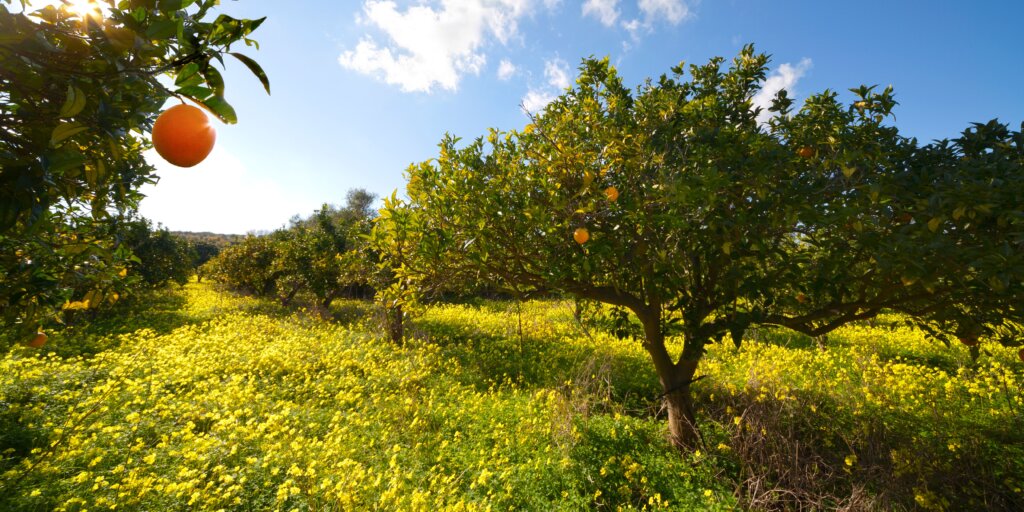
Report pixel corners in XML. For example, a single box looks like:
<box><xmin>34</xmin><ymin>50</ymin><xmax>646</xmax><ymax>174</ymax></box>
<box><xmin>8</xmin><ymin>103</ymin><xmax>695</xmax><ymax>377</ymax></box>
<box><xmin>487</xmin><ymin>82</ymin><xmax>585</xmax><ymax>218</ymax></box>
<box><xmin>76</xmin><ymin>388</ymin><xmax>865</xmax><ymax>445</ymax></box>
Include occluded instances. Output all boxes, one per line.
<box><xmin>275</xmin><ymin>191</ymin><xmax>378</xmax><ymax>312</ymax></box>
<box><xmin>204</xmin><ymin>234</ymin><xmax>282</xmax><ymax>296</ymax></box>
<box><xmin>385</xmin><ymin>47</ymin><xmax>1024</xmax><ymax>449</ymax></box>
<box><xmin>122</xmin><ymin>219</ymin><xmax>194</xmax><ymax>287</ymax></box>
<box><xmin>204</xmin><ymin>190</ymin><xmax>378</xmax><ymax>310</ymax></box>
<box><xmin>191</xmin><ymin>241</ymin><xmax>219</xmax><ymax>282</ymax></box>
<box><xmin>0</xmin><ymin>0</ymin><xmax>268</xmax><ymax>341</ymax></box>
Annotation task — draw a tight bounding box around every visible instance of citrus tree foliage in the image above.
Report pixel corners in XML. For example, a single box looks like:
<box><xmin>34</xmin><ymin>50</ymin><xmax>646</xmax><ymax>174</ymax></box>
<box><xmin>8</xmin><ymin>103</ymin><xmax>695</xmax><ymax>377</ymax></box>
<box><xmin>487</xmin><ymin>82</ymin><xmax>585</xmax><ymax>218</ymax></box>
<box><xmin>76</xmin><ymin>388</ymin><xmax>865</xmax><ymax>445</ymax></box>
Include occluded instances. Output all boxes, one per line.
<box><xmin>0</xmin><ymin>0</ymin><xmax>268</xmax><ymax>340</ymax></box>
<box><xmin>202</xmin><ymin>233</ymin><xmax>282</xmax><ymax>297</ymax></box>
<box><xmin>383</xmin><ymin>47</ymin><xmax>1024</xmax><ymax>448</ymax></box>
<box><xmin>121</xmin><ymin>218</ymin><xmax>194</xmax><ymax>287</ymax></box>
<box><xmin>276</xmin><ymin>199</ymin><xmax>377</xmax><ymax>310</ymax></box>
<box><xmin>205</xmin><ymin>190</ymin><xmax>377</xmax><ymax>311</ymax></box>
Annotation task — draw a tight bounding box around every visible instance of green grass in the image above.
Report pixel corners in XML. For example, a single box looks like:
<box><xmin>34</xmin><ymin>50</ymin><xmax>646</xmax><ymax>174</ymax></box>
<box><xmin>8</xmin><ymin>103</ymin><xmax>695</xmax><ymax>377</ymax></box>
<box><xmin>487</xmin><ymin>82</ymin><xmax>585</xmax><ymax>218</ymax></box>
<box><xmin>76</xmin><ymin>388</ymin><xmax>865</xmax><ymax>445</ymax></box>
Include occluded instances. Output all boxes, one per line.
<box><xmin>1</xmin><ymin>283</ymin><xmax>1021</xmax><ymax>510</ymax></box>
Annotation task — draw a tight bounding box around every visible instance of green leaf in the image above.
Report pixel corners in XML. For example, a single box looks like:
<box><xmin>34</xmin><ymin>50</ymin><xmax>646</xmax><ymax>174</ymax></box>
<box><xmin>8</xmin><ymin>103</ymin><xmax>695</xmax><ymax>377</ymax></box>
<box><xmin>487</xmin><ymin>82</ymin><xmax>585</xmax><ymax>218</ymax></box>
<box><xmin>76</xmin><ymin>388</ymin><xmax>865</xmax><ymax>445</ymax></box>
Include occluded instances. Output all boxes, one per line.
<box><xmin>59</xmin><ymin>86</ymin><xmax>87</xmax><ymax>118</ymax></box>
<box><xmin>174</xmin><ymin>85</ymin><xmax>213</xmax><ymax>101</ymax></box>
<box><xmin>197</xmin><ymin>95</ymin><xmax>237</xmax><ymax>124</ymax></box>
<box><xmin>44</xmin><ymin>149</ymin><xmax>88</xmax><ymax>174</ymax></box>
<box><xmin>229</xmin><ymin>52</ymin><xmax>271</xmax><ymax>94</ymax></box>
<box><xmin>50</xmin><ymin>122</ymin><xmax>88</xmax><ymax>146</ymax></box>
<box><xmin>145</xmin><ymin>19</ymin><xmax>181</xmax><ymax>40</ymax></box>
<box><xmin>175</xmin><ymin>62</ymin><xmax>201</xmax><ymax>86</ymax></box>
<box><xmin>201</xmin><ymin>66</ymin><xmax>225</xmax><ymax>97</ymax></box>
<box><xmin>157</xmin><ymin>0</ymin><xmax>196</xmax><ymax>11</ymax></box>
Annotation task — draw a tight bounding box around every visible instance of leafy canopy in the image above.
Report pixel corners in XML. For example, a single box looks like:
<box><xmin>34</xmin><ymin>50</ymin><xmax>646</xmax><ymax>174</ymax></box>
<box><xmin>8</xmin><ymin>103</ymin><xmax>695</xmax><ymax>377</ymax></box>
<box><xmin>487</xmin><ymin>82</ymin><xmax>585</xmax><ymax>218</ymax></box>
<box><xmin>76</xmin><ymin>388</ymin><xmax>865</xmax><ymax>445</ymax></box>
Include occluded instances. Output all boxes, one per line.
<box><xmin>386</xmin><ymin>45</ymin><xmax>1023</xmax><ymax>356</ymax></box>
<box><xmin>0</xmin><ymin>0</ymin><xmax>268</xmax><ymax>338</ymax></box>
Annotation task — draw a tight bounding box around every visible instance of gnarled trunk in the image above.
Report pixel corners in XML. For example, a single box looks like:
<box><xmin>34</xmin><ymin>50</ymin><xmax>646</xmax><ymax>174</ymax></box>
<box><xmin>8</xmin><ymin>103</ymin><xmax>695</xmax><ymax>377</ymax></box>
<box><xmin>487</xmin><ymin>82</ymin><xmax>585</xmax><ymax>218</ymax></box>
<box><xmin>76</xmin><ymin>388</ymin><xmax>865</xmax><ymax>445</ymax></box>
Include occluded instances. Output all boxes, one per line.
<box><xmin>637</xmin><ymin>307</ymin><xmax>703</xmax><ymax>451</ymax></box>
<box><xmin>663</xmin><ymin>363</ymin><xmax>701</xmax><ymax>450</ymax></box>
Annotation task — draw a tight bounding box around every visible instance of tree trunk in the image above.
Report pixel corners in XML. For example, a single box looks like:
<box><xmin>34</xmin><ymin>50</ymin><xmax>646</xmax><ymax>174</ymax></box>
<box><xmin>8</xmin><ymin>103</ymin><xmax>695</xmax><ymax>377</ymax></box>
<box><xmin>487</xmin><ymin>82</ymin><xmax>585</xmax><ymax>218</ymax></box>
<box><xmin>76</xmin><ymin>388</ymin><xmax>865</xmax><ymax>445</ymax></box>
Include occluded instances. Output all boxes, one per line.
<box><xmin>386</xmin><ymin>305</ymin><xmax>404</xmax><ymax>344</ymax></box>
<box><xmin>317</xmin><ymin>293</ymin><xmax>336</xmax><ymax>320</ymax></box>
<box><xmin>280</xmin><ymin>283</ymin><xmax>301</xmax><ymax>306</ymax></box>
<box><xmin>663</xmin><ymin>361</ymin><xmax>701</xmax><ymax>450</ymax></box>
<box><xmin>637</xmin><ymin>308</ymin><xmax>703</xmax><ymax>451</ymax></box>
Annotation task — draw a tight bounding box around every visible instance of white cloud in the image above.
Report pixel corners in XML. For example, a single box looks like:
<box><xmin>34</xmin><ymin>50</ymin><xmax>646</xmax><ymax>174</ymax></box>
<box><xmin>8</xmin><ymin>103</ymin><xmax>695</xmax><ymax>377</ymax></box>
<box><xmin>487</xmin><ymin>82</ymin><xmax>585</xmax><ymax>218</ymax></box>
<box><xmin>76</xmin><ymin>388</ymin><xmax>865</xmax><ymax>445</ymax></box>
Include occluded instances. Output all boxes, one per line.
<box><xmin>752</xmin><ymin>58</ymin><xmax>813</xmax><ymax>124</ymax></box>
<box><xmin>139</xmin><ymin>149</ymin><xmax>305</xmax><ymax>234</ymax></box>
<box><xmin>521</xmin><ymin>90</ymin><xmax>557</xmax><ymax>113</ymax></box>
<box><xmin>622</xmin><ymin>18</ymin><xmax>643</xmax><ymax>40</ymax></box>
<box><xmin>339</xmin><ymin>0</ymin><xmax>535</xmax><ymax>93</ymax></box>
<box><xmin>622</xmin><ymin>0</ymin><xmax>692</xmax><ymax>42</ymax></box>
<box><xmin>521</xmin><ymin>57</ymin><xmax>573</xmax><ymax>114</ymax></box>
<box><xmin>497</xmin><ymin>59</ymin><xmax>517</xmax><ymax>80</ymax></box>
<box><xmin>638</xmin><ymin>0</ymin><xmax>690</xmax><ymax>24</ymax></box>
<box><xmin>544</xmin><ymin>58</ymin><xmax>571</xmax><ymax>90</ymax></box>
<box><xmin>583</xmin><ymin>0</ymin><xmax>619</xmax><ymax>26</ymax></box>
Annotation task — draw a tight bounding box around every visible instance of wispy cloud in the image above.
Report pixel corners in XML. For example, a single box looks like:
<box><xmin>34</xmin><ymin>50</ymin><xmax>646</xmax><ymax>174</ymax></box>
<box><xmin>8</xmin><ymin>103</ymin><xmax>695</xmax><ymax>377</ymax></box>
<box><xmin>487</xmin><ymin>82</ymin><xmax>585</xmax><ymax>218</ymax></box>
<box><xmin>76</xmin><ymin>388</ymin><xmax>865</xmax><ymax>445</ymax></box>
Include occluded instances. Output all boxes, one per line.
<box><xmin>339</xmin><ymin>0</ymin><xmax>536</xmax><ymax>93</ymax></box>
<box><xmin>497</xmin><ymin>59</ymin><xmax>517</xmax><ymax>80</ymax></box>
<box><xmin>582</xmin><ymin>0</ymin><xmax>620</xmax><ymax>27</ymax></box>
<box><xmin>623</xmin><ymin>0</ymin><xmax>693</xmax><ymax>41</ymax></box>
<box><xmin>521</xmin><ymin>90</ymin><xmax>557</xmax><ymax>113</ymax></box>
<box><xmin>544</xmin><ymin>58</ymin><xmax>571</xmax><ymax>89</ymax></box>
<box><xmin>752</xmin><ymin>58</ymin><xmax>813</xmax><ymax>124</ymax></box>
<box><xmin>638</xmin><ymin>0</ymin><xmax>690</xmax><ymax>24</ymax></box>
<box><xmin>522</xmin><ymin>57</ymin><xmax>572</xmax><ymax>114</ymax></box>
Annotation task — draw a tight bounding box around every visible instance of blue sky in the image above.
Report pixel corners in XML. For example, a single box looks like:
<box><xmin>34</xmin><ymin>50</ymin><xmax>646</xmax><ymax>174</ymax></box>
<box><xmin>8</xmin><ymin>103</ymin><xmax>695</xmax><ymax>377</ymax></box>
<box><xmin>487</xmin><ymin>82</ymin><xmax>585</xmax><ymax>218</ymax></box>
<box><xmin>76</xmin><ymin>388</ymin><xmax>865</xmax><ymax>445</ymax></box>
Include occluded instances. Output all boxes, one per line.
<box><xmin>128</xmin><ymin>0</ymin><xmax>1024</xmax><ymax>234</ymax></box>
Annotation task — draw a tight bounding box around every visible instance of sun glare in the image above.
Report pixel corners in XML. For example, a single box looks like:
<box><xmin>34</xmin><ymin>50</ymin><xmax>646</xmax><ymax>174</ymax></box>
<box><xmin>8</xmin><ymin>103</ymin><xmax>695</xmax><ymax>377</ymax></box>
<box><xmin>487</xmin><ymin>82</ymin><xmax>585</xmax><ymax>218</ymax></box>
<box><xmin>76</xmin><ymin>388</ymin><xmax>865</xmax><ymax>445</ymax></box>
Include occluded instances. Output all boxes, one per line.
<box><xmin>63</xmin><ymin>0</ymin><xmax>105</xmax><ymax>18</ymax></box>
<box><xmin>27</xmin><ymin>0</ymin><xmax>107</xmax><ymax>19</ymax></box>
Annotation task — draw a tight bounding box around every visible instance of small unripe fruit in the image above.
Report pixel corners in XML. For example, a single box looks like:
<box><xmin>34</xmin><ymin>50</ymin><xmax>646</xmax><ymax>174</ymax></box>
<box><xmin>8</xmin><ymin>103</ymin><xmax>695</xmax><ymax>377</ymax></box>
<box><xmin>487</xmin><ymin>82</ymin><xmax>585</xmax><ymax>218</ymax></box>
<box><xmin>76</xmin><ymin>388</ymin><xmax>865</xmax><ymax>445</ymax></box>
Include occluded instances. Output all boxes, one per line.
<box><xmin>573</xmin><ymin>227</ymin><xmax>590</xmax><ymax>245</ymax></box>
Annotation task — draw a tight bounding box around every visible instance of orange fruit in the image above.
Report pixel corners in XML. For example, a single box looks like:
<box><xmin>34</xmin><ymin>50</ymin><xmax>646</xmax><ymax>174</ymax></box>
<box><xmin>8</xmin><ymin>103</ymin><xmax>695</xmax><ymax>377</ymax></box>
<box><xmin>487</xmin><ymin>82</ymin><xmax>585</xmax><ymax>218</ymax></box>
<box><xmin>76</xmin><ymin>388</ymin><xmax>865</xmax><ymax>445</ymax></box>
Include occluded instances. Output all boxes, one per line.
<box><xmin>604</xmin><ymin>186</ymin><xmax>619</xmax><ymax>202</ymax></box>
<box><xmin>27</xmin><ymin>332</ymin><xmax>47</xmax><ymax>348</ymax></box>
<box><xmin>573</xmin><ymin>227</ymin><xmax>590</xmax><ymax>245</ymax></box>
<box><xmin>958</xmin><ymin>337</ymin><xmax>979</xmax><ymax>347</ymax></box>
<box><xmin>796</xmin><ymin>293</ymin><xmax>807</xmax><ymax>304</ymax></box>
<box><xmin>152</xmin><ymin>104</ymin><xmax>216</xmax><ymax>167</ymax></box>
<box><xmin>1018</xmin><ymin>348</ymin><xmax>1024</xmax><ymax>363</ymax></box>
<box><xmin>797</xmin><ymin>147</ymin><xmax>815</xmax><ymax>158</ymax></box>
<box><xmin>895</xmin><ymin>212</ymin><xmax>913</xmax><ymax>224</ymax></box>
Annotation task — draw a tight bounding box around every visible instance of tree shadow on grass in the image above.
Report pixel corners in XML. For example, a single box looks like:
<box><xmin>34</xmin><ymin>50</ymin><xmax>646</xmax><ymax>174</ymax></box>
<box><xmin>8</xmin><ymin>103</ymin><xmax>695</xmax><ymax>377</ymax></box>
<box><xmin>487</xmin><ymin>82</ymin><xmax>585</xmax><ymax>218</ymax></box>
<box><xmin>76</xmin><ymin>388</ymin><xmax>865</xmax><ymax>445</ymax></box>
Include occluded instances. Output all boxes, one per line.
<box><xmin>408</xmin><ymin>314</ymin><xmax>662</xmax><ymax>414</ymax></box>
<box><xmin>41</xmin><ymin>288</ymin><xmax>196</xmax><ymax>358</ymax></box>
<box><xmin>694</xmin><ymin>383</ymin><xmax>1024</xmax><ymax>511</ymax></box>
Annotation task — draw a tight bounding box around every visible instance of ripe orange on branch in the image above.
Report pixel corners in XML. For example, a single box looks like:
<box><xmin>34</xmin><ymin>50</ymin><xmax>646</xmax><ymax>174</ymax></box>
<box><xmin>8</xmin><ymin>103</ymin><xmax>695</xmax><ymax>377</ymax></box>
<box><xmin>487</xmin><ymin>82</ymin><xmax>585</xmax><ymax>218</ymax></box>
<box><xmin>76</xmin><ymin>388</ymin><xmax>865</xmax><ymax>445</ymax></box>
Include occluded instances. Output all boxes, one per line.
<box><xmin>958</xmin><ymin>337</ymin><xmax>979</xmax><ymax>347</ymax></box>
<box><xmin>797</xmin><ymin>147</ymin><xmax>815</xmax><ymax>158</ymax></box>
<box><xmin>27</xmin><ymin>332</ymin><xmax>47</xmax><ymax>348</ymax></box>
<box><xmin>574</xmin><ymin>227</ymin><xmax>590</xmax><ymax>245</ymax></box>
<box><xmin>605</xmin><ymin>186</ymin><xmax>619</xmax><ymax>202</ymax></box>
<box><xmin>152</xmin><ymin>104</ymin><xmax>216</xmax><ymax>167</ymax></box>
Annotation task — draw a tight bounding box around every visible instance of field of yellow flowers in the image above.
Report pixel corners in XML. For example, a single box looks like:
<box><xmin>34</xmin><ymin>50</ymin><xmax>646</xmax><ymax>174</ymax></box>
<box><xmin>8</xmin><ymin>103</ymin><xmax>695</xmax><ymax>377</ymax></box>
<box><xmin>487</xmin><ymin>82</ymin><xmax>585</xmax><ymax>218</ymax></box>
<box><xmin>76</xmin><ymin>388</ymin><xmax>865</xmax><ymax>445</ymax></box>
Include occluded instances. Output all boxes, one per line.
<box><xmin>1</xmin><ymin>283</ymin><xmax>1022</xmax><ymax>510</ymax></box>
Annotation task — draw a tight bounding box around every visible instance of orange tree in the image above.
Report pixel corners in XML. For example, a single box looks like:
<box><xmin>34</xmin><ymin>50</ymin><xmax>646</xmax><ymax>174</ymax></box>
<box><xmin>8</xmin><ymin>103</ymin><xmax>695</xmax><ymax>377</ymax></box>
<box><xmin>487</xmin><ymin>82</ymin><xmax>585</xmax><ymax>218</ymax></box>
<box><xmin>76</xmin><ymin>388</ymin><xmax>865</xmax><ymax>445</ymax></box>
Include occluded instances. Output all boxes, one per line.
<box><xmin>383</xmin><ymin>46</ymin><xmax>1024</xmax><ymax>449</ymax></box>
<box><xmin>275</xmin><ymin>192</ymin><xmax>378</xmax><ymax>311</ymax></box>
<box><xmin>0</xmin><ymin>0</ymin><xmax>268</xmax><ymax>344</ymax></box>
<box><xmin>202</xmin><ymin>233</ymin><xmax>282</xmax><ymax>297</ymax></box>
